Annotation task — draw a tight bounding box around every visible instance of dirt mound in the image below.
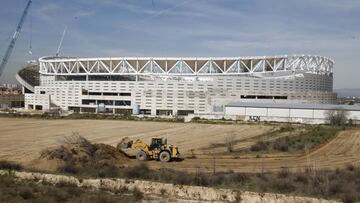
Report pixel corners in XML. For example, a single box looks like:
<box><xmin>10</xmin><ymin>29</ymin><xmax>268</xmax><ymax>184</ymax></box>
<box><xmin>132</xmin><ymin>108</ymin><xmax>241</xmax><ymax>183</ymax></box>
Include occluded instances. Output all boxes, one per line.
<box><xmin>39</xmin><ymin>134</ymin><xmax>129</xmax><ymax>170</ymax></box>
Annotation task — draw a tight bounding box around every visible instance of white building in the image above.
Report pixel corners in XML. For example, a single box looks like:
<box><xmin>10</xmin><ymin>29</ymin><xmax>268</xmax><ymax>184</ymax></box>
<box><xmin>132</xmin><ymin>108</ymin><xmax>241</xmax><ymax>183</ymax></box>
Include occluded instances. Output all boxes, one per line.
<box><xmin>17</xmin><ymin>55</ymin><xmax>336</xmax><ymax>115</ymax></box>
<box><xmin>225</xmin><ymin>102</ymin><xmax>360</xmax><ymax>124</ymax></box>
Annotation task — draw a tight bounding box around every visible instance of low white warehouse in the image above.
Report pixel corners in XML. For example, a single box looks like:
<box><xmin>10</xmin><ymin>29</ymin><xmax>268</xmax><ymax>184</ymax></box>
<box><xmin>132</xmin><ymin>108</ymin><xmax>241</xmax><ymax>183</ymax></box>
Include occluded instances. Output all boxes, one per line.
<box><xmin>225</xmin><ymin>102</ymin><xmax>360</xmax><ymax>124</ymax></box>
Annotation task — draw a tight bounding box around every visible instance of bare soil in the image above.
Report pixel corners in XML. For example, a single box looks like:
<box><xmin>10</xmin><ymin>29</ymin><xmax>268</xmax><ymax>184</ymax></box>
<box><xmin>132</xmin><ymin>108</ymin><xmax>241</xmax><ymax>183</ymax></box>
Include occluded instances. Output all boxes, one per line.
<box><xmin>0</xmin><ymin>117</ymin><xmax>359</xmax><ymax>173</ymax></box>
<box><xmin>152</xmin><ymin>129</ymin><xmax>360</xmax><ymax>172</ymax></box>
<box><xmin>0</xmin><ymin>118</ymin><xmax>273</xmax><ymax>163</ymax></box>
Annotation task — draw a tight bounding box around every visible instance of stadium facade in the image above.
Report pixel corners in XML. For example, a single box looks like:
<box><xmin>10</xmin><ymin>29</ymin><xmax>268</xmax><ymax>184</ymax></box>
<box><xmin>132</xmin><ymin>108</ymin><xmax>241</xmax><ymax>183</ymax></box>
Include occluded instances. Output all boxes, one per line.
<box><xmin>18</xmin><ymin>55</ymin><xmax>336</xmax><ymax>115</ymax></box>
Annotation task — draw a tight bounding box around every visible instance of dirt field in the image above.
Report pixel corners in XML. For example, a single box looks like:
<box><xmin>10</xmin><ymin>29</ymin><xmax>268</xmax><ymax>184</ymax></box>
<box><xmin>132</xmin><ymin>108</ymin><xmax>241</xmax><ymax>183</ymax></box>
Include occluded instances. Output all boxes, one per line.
<box><xmin>0</xmin><ymin>118</ymin><xmax>273</xmax><ymax>164</ymax></box>
<box><xmin>1</xmin><ymin>117</ymin><xmax>359</xmax><ymax>173</ymax></box>
<box><xmin>154</xmin><ymin>129</ymin><xmax>360</xmax><ymax>172</ymax></box>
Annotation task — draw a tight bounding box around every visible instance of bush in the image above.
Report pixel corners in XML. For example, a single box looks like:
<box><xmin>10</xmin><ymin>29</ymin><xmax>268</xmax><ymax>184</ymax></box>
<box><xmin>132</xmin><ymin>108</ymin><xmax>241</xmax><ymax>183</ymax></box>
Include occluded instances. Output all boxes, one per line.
<box><xmin>273</xmin><ymin>139</ymin><xmax>289</xmax><ymax>152</ymax></box>
<box><xmin>96</xmin><ymin>165</ymin><xmax>120</xmax><ymax>178</ymax></box>
<box><xmin>325</xmin><ymin>108</ymin><xmax>349</xmax><ymax>126</ymax></box>
<box><xmin>57</xmin><ymin>161</ymin><xmax>79</xmax><ymax>174</ymax></box>
<box><xmin>271</xmin><ymin>179</ymin><xmax>296</xmax><ymax>193</ymax></box>
<box><xmin>124</xmin><ymin>163</ymin><xmax>151</xmax><ymax>179</ymax></box>
<box><xmin>278</xmin><ymin>126</ymin><xmax>295</xmax><ymax>133</ymax></box>
<box><xmin>225</xmin><ymin>134</ymin><xmax>236</xmax><ymax>152</ymax></box>
<box><xmin>278</xmin><ymin>168</ymin><xmax>290</xmax><ymax>179</ymax></box>
<box><xmin>346</xmin><ymin>164</ymin><xmax>355</xmax><ymax>171</ymax></box>
<box><xmin>250</xmin><ymin>141</ymin><xmax>268</xmax><ymax>152</ymax></box>
<box><xmin>0</xmin><ymin>160</ymin><xmax>22</xmax><ymax>170</ymax></box>
<box><xmin>231</xmin><ymin>173</ymin><xmax>250</xmax><ymax>183</ymax></box>
<box><xmin>295</xmin><ymin>174</ymin><xmax>308</xmax><ymax>184</ymax></box>
<box><xmin>194</xmin><ymin>172</ymin><xmax>211</xmax><ymax>186</ymax></box>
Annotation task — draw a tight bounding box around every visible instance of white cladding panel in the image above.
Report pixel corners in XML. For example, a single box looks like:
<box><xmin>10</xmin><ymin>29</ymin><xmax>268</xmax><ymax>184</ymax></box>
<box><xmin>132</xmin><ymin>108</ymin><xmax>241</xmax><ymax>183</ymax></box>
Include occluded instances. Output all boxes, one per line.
<box><xmin>225</xmin><ymin>106</ymin><xmax>246</xmax><ymax>115</ymax></box>
<box><xmin>290</xmin><ymin>109</ymin><xmax>313</xmax><ymax>118</ymax></box>
<box><xmin>313</xmin><ymin>110</ymin><xmax>327</xmax><ymax>119</ymax></box>
<box><xmin>267</xmin><ymin>108</ymin><xmax>290</xmax><ymax>117</ymax></box>
<box><xmin>224</xmin><ymin>105</ymin><xmax>360</xmax><ymax>123</ymax></box>
<box><xmin>246</xmin><ymin>107</ymin><xmax>267</xmax><ymax>116</ymax></box>
<box><xmin>349</xmin><ymin>111</ymin><xmax>360</xmax><ymax>120</ymax></box>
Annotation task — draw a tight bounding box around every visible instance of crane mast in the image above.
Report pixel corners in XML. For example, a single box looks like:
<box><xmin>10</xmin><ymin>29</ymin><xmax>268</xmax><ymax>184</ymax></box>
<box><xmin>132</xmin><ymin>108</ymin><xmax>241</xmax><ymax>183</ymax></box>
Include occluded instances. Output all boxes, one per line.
<box><xmin>0</xmin><ymin>0</ymin><xmax>32</xmax><ymax>78</ymax></box>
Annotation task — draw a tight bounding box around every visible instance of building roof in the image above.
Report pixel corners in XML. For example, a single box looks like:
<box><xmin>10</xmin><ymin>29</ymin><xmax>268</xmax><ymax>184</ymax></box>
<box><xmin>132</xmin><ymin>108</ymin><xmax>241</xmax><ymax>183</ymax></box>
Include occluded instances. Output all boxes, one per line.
<box><xmin>38</xmin><ymin>55</ymin><xmax>333</xmax><ymax>76</ymax></box>
<box><xmin>226</xmin><ymin>102</ymin><xmax>360</xmax><ymax>111</ymax></box>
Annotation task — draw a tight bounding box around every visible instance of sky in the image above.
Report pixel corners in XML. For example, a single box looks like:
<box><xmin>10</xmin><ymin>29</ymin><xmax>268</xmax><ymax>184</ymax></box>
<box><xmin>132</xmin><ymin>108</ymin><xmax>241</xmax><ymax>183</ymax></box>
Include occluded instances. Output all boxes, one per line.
<box><xmin>0</xmin><ymin>0</ymin><xmax>359</xmax><ymax>89</ymax></box>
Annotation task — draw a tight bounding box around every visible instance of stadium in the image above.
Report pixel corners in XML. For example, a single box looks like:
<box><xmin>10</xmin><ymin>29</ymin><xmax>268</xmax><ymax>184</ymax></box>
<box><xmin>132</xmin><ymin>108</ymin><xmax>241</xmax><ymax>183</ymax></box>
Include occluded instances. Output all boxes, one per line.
<box><xmin>17</xmin><ymin>54</ymin><xmax>336</xmax><ymax>116</ymax></box>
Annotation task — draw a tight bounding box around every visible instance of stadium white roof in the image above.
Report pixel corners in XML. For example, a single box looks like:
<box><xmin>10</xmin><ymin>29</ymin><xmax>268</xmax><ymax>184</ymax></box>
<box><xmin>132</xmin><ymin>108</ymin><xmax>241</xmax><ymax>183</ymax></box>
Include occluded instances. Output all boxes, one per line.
<box><xmin>38</xmin><ymin>55</ymin><xmax>334</xmax><ymax>76</ymax></box>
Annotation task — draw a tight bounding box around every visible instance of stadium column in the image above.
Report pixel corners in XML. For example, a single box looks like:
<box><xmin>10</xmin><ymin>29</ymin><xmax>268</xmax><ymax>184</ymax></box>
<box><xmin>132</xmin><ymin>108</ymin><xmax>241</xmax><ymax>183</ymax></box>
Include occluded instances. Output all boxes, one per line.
<box><xmin>151</xmin><ymin>108</ymin><xmax>156</xmax><ymax>116</ymax></box>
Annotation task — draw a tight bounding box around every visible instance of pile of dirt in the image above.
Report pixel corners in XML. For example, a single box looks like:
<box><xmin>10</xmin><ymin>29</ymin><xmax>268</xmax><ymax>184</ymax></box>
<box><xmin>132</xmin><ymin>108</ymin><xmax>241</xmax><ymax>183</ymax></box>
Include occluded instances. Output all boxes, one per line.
<box><xmin>37</xmin><ymin>134</ymin><xmax>129</xmax><ymax>171</ymax></box>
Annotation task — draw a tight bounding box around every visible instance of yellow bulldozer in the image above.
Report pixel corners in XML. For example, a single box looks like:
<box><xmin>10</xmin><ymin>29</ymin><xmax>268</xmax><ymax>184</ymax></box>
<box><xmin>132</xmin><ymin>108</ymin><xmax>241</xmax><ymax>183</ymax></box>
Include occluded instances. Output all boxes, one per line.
<box><xmin>117</xmin><ymin>137</ymin><xmax>180</xmax><ymax>162</ymax></box>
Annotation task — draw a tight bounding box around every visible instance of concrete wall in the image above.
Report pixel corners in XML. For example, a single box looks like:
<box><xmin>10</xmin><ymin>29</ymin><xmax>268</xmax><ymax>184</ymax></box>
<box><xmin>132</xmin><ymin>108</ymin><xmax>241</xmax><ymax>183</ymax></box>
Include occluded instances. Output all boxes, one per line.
<box><xmin>225</xmin><ymin>106</ymin><xmax>360</xmax><ymax>124</ymax></box>
<box><xmin>25</xmin><ymin>94</ymin><xmax>50</xmax><ymax>110</ymax></box>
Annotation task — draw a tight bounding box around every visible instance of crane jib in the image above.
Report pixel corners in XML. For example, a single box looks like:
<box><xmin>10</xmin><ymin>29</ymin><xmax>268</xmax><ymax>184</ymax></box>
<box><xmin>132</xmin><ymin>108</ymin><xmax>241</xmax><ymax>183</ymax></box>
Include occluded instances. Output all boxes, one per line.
<box><xmin>0</xmin><ymin>0</ymin><xmax>32</xmax><ymax>78</ymax></box>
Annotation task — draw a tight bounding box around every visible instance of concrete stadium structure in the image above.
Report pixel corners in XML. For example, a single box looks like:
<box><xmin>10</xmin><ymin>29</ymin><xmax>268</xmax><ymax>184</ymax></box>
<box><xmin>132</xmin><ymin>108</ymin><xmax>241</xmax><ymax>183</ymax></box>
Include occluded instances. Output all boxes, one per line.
<box><xmin>17</xmin><ymin>55</ymin><xmax>336</xmax><ymax>115</ymax></box>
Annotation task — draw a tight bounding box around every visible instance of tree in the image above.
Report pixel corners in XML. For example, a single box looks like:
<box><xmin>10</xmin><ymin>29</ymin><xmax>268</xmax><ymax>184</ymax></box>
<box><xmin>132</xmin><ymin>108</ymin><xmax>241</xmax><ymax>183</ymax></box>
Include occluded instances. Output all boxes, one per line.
<box><xmin>325</xmin><ymin>108</ymin><xmax>349</xmax><ymax>126</ymax></box>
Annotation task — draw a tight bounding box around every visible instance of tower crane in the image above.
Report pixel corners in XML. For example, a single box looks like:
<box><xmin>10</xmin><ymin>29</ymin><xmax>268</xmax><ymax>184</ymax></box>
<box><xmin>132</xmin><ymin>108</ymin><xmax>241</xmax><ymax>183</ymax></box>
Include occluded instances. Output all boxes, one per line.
<box><xmin>0</xmin><ymin>0</ymin><xmax>32</xmax><ymax>78</ymax></box>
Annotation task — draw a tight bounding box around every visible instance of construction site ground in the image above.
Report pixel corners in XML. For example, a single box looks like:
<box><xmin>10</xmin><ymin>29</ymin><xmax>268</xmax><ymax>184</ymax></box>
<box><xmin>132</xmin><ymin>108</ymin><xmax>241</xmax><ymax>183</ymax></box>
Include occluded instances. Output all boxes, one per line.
<box><xmin>0</xmin><ymin>117</ymin><xmax>359</xmax><ymax>173</ymax></box>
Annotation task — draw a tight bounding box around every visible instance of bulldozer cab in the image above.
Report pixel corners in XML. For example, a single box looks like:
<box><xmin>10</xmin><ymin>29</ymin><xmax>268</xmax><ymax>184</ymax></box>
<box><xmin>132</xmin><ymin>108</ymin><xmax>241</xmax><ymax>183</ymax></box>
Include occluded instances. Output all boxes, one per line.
<box><xmin>150</xmin><ymin>137</ymin><xmax>167</xmax><ymax>150</ymax></box>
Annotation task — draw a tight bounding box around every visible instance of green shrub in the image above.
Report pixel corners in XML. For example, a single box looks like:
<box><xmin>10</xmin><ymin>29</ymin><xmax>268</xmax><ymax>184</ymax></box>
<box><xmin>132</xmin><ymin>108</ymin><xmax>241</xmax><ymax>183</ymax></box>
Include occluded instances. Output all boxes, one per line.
<box><xmin>278</xmin><ymin>126</ymin><xmax>295</xmax><ymax>133</ymax></box>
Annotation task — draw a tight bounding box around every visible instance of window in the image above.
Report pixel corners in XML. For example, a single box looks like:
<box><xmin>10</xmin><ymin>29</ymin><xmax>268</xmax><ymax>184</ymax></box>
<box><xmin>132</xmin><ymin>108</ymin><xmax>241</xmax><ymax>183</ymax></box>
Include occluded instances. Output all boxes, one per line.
<box><xmin>115</xmin><ymin>100</ymin><xmax>131</xmax><ymax>106</ymax></box>
<box><xmin>119</xmin><ymin>93</ymin><xmax>131</xmax><ymax>96</ymax></box>
<box><xmin>103</xmin><ymin>92</ymin><xmax>118</xmax><ymax>96</ymax></box>
<box><xmin>89</xmin><ymin>92</ymin><xmax>102</xmax><ymax>96</ymax></box>
<box><xmin>241</xmin><ymin>95</ymin><xmax>256</xmax><ymax>99</ymax></box>
<box><xmin>257</xmin><ymin>96</ymin><xmax>273</xmax><ymax>99</ymax></box>
<box><xmin>82</xmin><ymin>100</ymin><xmax>96</xmax><ymax>105</ymax></box>
<box><xmin>97</xmin><ymin>100</ymin><xmax>113</xmax><ymax>105</ymax></box>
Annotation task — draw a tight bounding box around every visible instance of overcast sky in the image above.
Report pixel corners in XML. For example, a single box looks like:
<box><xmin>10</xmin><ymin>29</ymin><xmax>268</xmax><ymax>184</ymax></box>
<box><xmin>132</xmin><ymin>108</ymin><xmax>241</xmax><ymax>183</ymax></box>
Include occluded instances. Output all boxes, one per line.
<box><xmin>0</xmin><ymin>0</ymin><xmax>359</xmax><ymax>88</ymax></box>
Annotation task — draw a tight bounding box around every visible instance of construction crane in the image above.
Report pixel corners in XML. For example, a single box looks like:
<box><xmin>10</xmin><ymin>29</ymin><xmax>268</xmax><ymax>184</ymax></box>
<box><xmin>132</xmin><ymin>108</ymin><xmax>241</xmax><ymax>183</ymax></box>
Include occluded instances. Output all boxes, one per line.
<box><xmin>55</xmin><ymin>26</ymin><xmax>67</xmax><ymax>57</ymax></box>
<box><xmin>0</xmin><ymin>0</ymin><xmax>32</xmax><ymax>78</ymax></box>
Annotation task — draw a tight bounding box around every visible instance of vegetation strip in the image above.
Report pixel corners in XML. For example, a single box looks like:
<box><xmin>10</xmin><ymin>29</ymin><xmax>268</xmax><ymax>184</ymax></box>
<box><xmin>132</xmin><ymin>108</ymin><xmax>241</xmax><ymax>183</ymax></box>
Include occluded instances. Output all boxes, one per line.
<box><xmin>0</xmin><ymin>169</ymin><xmax>337</xmax><ymax>203</ymax></box>
<box><xmin>247</xmin><ymin>126</ymin><xmax>341</xmax><ymax>154</ymax></box>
